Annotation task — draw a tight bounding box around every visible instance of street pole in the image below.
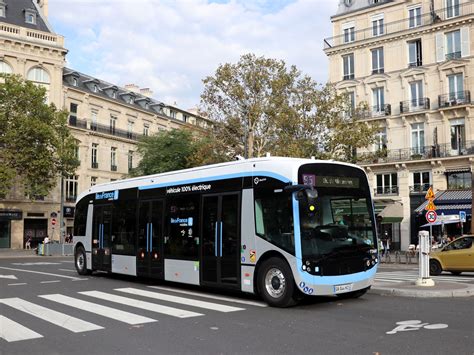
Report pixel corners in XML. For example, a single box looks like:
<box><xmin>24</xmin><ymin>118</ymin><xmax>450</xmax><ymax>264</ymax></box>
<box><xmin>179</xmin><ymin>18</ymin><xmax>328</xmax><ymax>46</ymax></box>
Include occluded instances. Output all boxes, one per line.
<box><xmin>59</xmin><ymin>175</ymin><xmax>64</xmax><ymax>244</ymax></box>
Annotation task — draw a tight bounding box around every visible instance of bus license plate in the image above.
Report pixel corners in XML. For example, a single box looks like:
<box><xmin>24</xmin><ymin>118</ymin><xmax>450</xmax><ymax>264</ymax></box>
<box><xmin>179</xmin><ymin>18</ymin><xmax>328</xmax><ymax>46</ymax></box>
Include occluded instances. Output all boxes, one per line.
<box><xmin>334</xmin><ymin>283</ymin><xmax>353</xmax><ymax>294</ymax></box>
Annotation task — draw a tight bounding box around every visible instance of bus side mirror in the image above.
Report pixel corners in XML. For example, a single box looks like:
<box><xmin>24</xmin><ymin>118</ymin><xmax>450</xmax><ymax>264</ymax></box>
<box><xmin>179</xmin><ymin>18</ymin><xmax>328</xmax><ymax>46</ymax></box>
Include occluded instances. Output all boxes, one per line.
<box><xmin>284</xmin><ymin>184</ymin><xmax>318</xmax><ymax>203</ymax></box>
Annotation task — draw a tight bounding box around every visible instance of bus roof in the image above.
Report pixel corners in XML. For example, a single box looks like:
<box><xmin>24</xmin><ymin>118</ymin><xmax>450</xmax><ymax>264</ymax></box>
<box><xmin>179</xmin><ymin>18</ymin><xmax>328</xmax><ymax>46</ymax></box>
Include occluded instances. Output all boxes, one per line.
<box><xmin>76</xmin><ymin>157</ymin><xmax>364</xmax><ymax>202</ymax></box>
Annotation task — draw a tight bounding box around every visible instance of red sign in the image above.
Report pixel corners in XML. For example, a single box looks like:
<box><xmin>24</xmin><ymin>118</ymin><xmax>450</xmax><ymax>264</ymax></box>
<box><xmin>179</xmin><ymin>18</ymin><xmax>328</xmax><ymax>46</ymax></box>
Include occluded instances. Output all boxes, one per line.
<box><xmin>425</xmin><ymin>210</ymin><xmax>437</xmax><ymax>223</ymax></box>
<box><xmin>51</xmin><ymin>218</ymin><xmax>57</xmax><ymax>226</ymax></box>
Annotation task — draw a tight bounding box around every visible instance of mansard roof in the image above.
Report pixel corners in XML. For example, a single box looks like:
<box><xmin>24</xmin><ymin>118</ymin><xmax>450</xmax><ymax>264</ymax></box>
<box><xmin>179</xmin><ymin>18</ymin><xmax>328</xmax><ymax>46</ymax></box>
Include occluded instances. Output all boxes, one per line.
<box><xmin>62</xmin><ymin>68</ymin><xmax>193</xmax><ymax>121</ymax></box>
<box><xmin>1</xmin><ymin>0</ymin><xmax>52</xmax><ymax>33</ymax></box>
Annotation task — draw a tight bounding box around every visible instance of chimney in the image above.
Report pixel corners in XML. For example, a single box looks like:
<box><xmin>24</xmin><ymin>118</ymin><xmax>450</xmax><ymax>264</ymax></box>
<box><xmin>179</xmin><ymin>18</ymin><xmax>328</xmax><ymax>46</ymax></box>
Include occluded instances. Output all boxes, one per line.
<box><xmin>124</xmin><ymin>84</ymin><xmax>140</xmax><ymax>93</ymax></box>
<box><xmin>140</xmin><ymin>88</ymin><xmax>153</xmax><ymax>98</ymax></box>
<box><xmin>36</xmin><ymin>0</ymin><xmax>48</xmax><ymax>18</ymax></box>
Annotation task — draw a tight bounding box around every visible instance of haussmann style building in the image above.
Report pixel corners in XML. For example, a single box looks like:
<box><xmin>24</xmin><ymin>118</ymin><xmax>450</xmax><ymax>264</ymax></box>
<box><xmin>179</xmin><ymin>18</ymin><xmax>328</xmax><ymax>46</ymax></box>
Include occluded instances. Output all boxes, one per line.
<box><xmin>0</xmin><ymin>0</ymin><xmax>210</xmax><ymax>249</ymax></box>
<box><xmin>324</xmin><ymin>0</ymin><xmax>473</xmax><ymax>251</ymax></box>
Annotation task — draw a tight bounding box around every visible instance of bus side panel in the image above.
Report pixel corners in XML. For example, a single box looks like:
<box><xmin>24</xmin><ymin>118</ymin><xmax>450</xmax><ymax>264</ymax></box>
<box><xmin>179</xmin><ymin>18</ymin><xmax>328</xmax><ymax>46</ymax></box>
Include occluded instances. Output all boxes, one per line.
<box><xmin>164</xmin><ymin>259</ymin><xmax>200</xmax><ymax>285</ymax></box>
<box><xmin>240</xmin><ymin>188</ymin><xmax>256</xmax><ymax>293</ymax></box>
<box><xmin>84</xmin><ymin>203</ymin><xmax>94</xmax><ymax>270</ymax></box>
<box><xmin>112</xmin><ymin>255</ymin><xmax>137</xmax><ymax>276</ymax></box>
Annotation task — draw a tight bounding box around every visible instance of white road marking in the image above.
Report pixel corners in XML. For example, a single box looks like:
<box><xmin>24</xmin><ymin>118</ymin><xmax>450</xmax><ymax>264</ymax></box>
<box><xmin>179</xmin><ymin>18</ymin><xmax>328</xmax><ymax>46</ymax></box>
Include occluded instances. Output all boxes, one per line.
<box><xmin>39</xmin><ymin>294</ymin><xmax>157</xmax><ymax>325</ymax></box>
<box><xmin>0</xmin><ymin>274</ymin><xmax>17</xmax><ymax>280</ymax></box>
<box><xmin>148</xmin><ymin>286</ymin><xmax>268</xmax><ymax>307</ymax></box>
<box><xmin>116</xmin><ymin>287</ymin><xmax>244</xmax><ymax>312</ymax></box>
<box><xmin>0</xmin><ymin>298</ymin><xmax>103</xmax><ymax>333</ymax></box>
<box><xmin>0</xmin><ymin>266</ymin><xmax>83</xmax><ymax>281</ymax></box>
<box><xmin>79</xmin><ymin>291</ymin><xmax>203</xmax><ymax>318</ymax></box>
<box><xmin>0</xmin><ymin>315</ymin><xmax>43</xmax><ymax>342</ymax></box>
<box><xmin>8</xmin><ymin>283</ymin><xmax>27</xmax><ymax>286</ymax></box>
<box><xmin>12</xmin><ymin>262</ymin><xmax>61</xmax><ymax>266</ymax></box>
<box><xmin>58</xmin><ymin>269</ymin><xmax>76</xmax><ymax>272</ymax></box>
<box><xmin>40</xmin><ymin>280</ymin><xmax>61</xmax><ymax>284</ymax></box>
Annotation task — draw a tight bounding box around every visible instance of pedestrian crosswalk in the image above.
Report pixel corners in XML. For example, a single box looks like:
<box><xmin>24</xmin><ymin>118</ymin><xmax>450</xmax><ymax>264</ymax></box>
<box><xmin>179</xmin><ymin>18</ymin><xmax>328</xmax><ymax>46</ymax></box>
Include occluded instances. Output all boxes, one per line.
<box><xmin>0</xmin><ymin>286</ymin><xmax>257</xmax><ymax>343</ymax></box>
<box><xmin>375</xmin><ymin>270</ymin><xmax>474</xmax><ymax>284</ymax></box>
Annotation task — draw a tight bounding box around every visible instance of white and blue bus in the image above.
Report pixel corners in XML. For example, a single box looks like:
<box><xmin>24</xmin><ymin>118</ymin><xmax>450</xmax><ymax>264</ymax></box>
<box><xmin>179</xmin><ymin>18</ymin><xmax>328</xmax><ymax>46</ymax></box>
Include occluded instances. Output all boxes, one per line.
<box><xmin>73</xmin><ymin>157</ymin><xmax>378</xmax><ymax>307</ymax></box>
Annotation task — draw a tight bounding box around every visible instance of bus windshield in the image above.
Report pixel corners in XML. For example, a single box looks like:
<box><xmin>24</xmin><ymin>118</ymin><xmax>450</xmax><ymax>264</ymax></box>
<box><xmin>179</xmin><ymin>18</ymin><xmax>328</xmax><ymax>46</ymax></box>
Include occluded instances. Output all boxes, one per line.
<box><xmin>299</xmin><ymin>194</ymin><xmax>376</xmax><ymax>261</ymax></box>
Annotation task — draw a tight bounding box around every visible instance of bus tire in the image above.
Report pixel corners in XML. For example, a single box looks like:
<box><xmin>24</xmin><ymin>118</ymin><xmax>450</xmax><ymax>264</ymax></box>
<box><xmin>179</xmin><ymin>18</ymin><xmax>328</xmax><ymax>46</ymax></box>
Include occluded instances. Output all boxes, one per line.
<box><xmin>336</xmin><ymin>286</ymin><xmax>370</xmax><ymax>299</ymax></box>
<box><xmin>258</xmin><ymin>257</ymin><xmax>296</xmax><ymax>307</ymax></box>
<box><xmin>75</xmin><ymin>246</ymin><xmax>91</xmax><ymax>276</ymax></box>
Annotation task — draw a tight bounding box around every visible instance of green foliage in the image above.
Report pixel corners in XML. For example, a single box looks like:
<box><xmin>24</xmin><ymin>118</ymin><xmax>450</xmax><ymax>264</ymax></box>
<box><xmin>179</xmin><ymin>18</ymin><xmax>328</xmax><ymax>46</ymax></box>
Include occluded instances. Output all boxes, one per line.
<box><xmin>200</xmin><ymin>53</ymin><xmax>379</xmax><ymax>162</ymax></box>
<box><xmin>0</xmin><ymin>74</ymin><xmax>79</xmax><ymax>198</ymax></box>
<box><xmin>130</xmin><ymin>129</ymin><xmax>229</xmax><ymax>176</ymax></box>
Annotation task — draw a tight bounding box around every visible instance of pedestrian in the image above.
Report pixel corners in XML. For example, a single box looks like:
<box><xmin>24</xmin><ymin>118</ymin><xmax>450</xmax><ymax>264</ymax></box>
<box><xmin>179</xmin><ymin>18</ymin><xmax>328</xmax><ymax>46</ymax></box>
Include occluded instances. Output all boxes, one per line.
<box><xmin>43</xmin><ymin>235</ymin><xmax>50</xmax><ymax>244</ymax></box>
<box><xmin>385</xmin><ymin>239</ymin><xmax>390</xmax><ymax>256</ymax></box>
<box><xmin>379</xmin><ymin>239</ymin><xmax>384</xmax><ymax>256</ymax></box>
<box><xmin>25</xmin><ymin>236</ymin><xmax>32</xmax><ymax>249</ymax></box>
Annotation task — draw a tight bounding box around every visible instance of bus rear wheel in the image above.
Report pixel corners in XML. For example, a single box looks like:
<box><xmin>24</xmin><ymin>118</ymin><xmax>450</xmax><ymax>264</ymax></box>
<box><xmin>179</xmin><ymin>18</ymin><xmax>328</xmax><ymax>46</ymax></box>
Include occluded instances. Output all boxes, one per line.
<box><xmin>75</xmin><ymin>246</ymin><xmax>91</xmax><ymax>276</ymax></box>
<box><xmin>258</xmin><ymin>257</ymin><xmax>297</xmax><ymax>307</ymax></box>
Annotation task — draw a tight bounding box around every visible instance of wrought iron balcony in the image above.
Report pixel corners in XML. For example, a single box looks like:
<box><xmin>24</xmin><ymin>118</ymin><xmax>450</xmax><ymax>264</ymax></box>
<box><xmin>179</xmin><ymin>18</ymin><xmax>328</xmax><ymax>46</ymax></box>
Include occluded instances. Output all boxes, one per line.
<box><xmin>446</xmin><ymin>51</ymin><xmax>461</xmax><ymax>60</ymax></box>
<box><xmin>357</xmin><ymin>140</ymin><xmax>474</xmax><ymax>164</ymax></box>
<box><xmin>371</xmin><ymin>104</ymin><xmax>391</xmax><ymax>117</ymax></box>
<box><xmin>438</xmin><ymin>91</ymin><xmax>471</xmax><ymax>108</ymax></box>
<box><xmin>324</xmin><ymin>1</ymin><xmax>473</xmax><ymax>49</ymax></box>
<box><xmin>68</xmin><ymin>116</ymin><xmax>87</xmax><ymax>129</ymax></box>
<box><xmin>372</xmin><ymin>68</ymin><xmax>384</xmax><ymax>75</ymax></box>
<box><xmin>409</xmin><ymin>184</ymin><xmax>431</xmax><ymax>194</ymax></box>
<box><xmin>69</xmin><ymin>118</ymin><xmax>140</xmax><ymax>141</ymax></box>
<box><xmin>374</xmin><ymin>186</ymin><xmax>399</xmax><ymax>196</ymax></box>
<box><xmin>400</xmin><ymin>98</ymin><xmax>430</xmax><ymax>113</ymax></box>
<box><xmin>343</xmin><ymin>74</ymin><xmax>354</xmax><ymax>81</ymax></box>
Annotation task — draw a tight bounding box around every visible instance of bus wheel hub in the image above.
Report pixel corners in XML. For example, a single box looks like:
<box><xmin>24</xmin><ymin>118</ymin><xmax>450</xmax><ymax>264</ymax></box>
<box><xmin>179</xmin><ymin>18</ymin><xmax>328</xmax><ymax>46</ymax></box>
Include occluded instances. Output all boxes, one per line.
<box><xmin>265</xmin><ymin>268</ymin><xmax>286</xmax><ymax>298</ymax></box>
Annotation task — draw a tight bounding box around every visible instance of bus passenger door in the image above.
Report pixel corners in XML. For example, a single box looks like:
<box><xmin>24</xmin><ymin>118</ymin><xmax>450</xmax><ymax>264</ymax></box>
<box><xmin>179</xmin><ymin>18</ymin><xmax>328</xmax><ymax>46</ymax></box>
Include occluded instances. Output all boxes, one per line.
<box><xmin>202</xmin><ymin>193</ymin><xmax>240</xmax><ymax>288</ymax></box>
<box><xmin>137</xmin><ymin>200</ymin><xmax>164</xmax><ymax>278</ymax></box>
<box><xmin>92</xmin><ymin>205</ymin><xmax>112</xmax><ymax>272</ymax></box>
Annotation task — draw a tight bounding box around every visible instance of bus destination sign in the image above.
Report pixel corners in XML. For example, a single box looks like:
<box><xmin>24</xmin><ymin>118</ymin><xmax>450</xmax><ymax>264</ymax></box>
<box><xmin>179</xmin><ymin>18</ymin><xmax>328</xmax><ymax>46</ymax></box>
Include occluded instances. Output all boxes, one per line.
<box><xmin>315</xmin><ymin>176</ymin><xmax>359</xmax><ymax>188</ymax></box>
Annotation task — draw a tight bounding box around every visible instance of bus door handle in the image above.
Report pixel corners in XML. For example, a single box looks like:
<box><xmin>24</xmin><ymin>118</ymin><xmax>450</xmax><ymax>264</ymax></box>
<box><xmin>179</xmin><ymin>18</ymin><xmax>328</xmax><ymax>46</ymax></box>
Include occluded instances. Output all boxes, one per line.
<box><xmin>219</xmin><ymin>222</ymin><xmax>223</xmax><ymax>257</ymax></box>
<box><xmin>214</xmin><ymin>222</ymin><xmax>218</xmax><ymax>257</ymax></box>
<box><xmin>99</xmin><ymin>224</ymin><xmax>103</xmax><ymax>249</ymax></box>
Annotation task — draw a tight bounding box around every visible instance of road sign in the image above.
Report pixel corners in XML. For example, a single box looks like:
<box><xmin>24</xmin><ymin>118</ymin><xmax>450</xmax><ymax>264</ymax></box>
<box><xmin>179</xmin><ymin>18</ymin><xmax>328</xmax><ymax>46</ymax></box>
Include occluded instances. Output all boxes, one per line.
<box><xmin>425</xmin><ymin>200</ymin><xmax>437</xmax><ymax>211</ymax></box>
<box><xmin>426</xmin><ymin>210</ymin><xmax>437</xmax><ymax>223</ymax></box>
<box><xmin>51</xmin><ymin>218</ymin><xmax>57</xmax><ymax>226</ymax></box>
<box><xmin>459</xmin><ymin>211</ymin><xmax>466</xmax><ymax>223</ymax></box>
<box><xmin>425</xmin><ymin>187</ymin><xmax>435</xmax><ymax>200</ymax></box>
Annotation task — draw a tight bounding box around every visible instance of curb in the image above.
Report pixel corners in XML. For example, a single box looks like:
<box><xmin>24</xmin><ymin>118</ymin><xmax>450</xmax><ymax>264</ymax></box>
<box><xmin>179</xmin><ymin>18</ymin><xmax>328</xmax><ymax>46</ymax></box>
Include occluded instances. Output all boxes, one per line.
<box><xmin>370</xmin><ymin>282</ymin><xmax>474</xmax><ymax>298</ymax></box>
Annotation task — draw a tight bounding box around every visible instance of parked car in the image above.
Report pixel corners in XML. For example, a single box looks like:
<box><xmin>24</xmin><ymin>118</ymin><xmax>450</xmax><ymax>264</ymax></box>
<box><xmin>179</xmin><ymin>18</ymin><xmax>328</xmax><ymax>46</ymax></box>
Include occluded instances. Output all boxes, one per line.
<box><xmin>429</xmin><ymin>236</ymin><xmax>474</xmax><ymax>276</ymax></box>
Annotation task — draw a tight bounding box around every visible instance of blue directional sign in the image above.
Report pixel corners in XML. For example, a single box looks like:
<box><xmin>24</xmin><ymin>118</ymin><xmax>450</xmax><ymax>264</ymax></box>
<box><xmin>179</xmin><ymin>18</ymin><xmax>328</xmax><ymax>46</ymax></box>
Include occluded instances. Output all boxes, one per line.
<box><xmin>459</xmin><ymin>211</ymin><xmax>466</xmax><ymax>223</ymax></box>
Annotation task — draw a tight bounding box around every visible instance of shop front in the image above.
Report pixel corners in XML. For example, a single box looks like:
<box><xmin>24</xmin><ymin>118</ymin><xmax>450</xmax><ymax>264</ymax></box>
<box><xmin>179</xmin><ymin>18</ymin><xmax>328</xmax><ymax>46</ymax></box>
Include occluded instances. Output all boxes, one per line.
<box><xmin>375</xmin><ymin>202</ymin><xmax>404</xmax><ymax>251</ymax></box>
<box><xmin>0</xmin><ymin>209</ymin><xmax>23</xmax><ymax>248</ymax></box>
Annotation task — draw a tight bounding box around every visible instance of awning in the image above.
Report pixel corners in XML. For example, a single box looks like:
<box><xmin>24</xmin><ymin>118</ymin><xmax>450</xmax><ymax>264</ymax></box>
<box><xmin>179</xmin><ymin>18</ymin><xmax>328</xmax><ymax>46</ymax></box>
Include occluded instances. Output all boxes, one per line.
<box><xmin>378</xmin><ymin>202</ymin><xmax>403</xmax><ymax>223</ymax></box>
<box><xmin>415</xmin><ymin>190</ymin><xmax>472</xmax><ymax>215</ymax></box>
<box><xmin>420</xmin><ymin>218</ymin><xmax>460</xmax><ymax>227</ymax></box>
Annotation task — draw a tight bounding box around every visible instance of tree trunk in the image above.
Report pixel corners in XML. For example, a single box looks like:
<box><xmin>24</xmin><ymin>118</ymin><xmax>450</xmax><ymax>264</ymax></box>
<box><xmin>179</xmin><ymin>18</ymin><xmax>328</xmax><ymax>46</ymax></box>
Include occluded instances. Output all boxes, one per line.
<box><xmin>247</xmin><ymin>129</ymin><xmax>254</xmax><ymax>158</ymax></box>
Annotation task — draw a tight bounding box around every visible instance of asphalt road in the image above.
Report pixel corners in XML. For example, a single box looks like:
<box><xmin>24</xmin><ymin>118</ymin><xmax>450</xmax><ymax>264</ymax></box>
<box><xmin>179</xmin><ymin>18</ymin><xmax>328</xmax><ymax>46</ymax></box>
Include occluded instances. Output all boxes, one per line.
<box><xmin>1</xmin><ymin>256</ymin><xmax>473</xmax><ymax>355</ymax></box>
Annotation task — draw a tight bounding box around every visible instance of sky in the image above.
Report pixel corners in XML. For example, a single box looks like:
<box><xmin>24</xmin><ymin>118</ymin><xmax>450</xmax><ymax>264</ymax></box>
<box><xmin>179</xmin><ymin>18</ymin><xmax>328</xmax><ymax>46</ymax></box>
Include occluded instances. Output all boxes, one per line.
<box><xmin>47</xmin><ymin>0</ymin><xmax>338</xmax><ymax>110</ymax></box>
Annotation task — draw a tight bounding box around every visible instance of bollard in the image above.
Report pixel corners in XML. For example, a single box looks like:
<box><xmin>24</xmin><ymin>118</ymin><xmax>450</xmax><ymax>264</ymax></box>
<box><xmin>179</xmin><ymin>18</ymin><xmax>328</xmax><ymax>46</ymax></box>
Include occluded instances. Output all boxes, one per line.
<box><xmin>415</xmin><ymin>230</ymin><xmax>435</xmax><ymax>286</ymax></box>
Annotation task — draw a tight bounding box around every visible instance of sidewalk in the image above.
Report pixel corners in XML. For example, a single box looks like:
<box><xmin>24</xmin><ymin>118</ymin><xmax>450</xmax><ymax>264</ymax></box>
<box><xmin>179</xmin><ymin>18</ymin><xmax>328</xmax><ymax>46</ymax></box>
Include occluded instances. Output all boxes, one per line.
<box><xmin>0</xmin><ymin>248</ymin><xmax>68</xmax><ymax>259</ymax></box>
<box><xmin>370</xmin><ymin>280</ymin><xmax>474</xmax><ymax>298</ymax></box>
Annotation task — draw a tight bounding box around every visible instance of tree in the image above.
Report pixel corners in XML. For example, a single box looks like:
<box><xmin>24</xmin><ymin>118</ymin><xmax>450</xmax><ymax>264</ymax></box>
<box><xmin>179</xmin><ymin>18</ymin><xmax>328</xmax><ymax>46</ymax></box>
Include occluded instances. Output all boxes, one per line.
<box><xmin>130</xmin><ymin>129</ymin><xmax>228</xmax><ymax>176</ymax></box>
<box><xmin>0</xmin><ymin>74</ymin><xmax>79</xmax><ymax>198</ymax></box>
<box><xmin>200</xmin><ymin>53</ymin><xmax>379</xmax><ymax>161</ymax></box>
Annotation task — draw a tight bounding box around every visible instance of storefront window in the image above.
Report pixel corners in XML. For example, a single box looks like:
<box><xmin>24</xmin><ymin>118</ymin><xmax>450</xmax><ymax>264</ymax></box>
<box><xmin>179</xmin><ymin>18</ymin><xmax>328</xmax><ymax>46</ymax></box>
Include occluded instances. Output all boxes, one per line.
<box><xmin>447</xmin><ymin>171</ymin><xmax>471</xmax><ymax>189</ymax></box>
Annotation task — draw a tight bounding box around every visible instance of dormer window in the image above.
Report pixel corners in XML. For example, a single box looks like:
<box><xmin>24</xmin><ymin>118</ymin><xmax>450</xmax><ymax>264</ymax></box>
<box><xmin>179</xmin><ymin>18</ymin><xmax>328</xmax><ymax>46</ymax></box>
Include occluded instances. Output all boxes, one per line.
<box><xmin>0</xmin><ymin>2</ymin><xmax>6</xmax><ymax>18</ymax></box>
<box><xmin>25</xmin><ymin>9</ymin><xmax>37</xmax><ymax>24</ymax></box>
<box><xmin>72</xmin><ymin>78</ymin><xmax>78</xmax><ymax>87</ymax></box>
<box><xmin>129</xmin><ymin>97</ymin><xmax>134</xmax><ymax>104</ymax></box>
<box><xmin>112</xmin><ymin>91</ymin><xmax>116</xmax><ymax>98</ymax></box>
<box><xmin>145</xmin><ymin>102</ymin><xmax>149</xmax><ymax>109</ymax></box>
<box><xmin>93</xmin><ymin>84</ymin><xmax>98</xmax><ymax>93</ymax></box>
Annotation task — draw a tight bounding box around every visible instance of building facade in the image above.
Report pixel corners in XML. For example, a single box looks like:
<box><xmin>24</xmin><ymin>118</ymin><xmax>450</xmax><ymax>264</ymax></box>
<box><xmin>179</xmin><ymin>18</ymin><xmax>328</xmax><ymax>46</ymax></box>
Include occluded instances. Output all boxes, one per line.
<box><xmin>325</xmin><ymin>0</ymin><xmax>474</xmax><ymax>250</ymax></box>
<box><xmin>0</xmin><ymin>0</ymin><xmax>209</xmax><ymax>249</ymax></box>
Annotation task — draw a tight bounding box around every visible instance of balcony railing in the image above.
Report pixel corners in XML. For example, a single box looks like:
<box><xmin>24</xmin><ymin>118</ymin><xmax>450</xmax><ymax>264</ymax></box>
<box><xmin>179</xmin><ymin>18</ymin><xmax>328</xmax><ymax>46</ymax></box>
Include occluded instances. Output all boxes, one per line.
<box><xmin>374</xmin><ymin>186</ymin><xmax>399</xmax><ymax>196</ymax></box>
<box><xmin>324</xmin><ymin>1</ymin><xmax>473</xmax><ymax>49</ymax></box>
<box><xmin>91</xmin><ymin>162</ymin><xmax>99</xmax><ymax>169</ymax></box>
<box><xmin>357</xmin><ymin>140</ymin><xmax>474</xmax><ymax>164</ymax></box>
<box><xmin>400</xmin><ymin>98</ymin><xmax>430</xmax><ymax>114</ymax></box>
<box><xmin>68</xmin><ymin>118</ymin><xmax>140</xmax><ymax>141</ymax></box>
<box><xmin>409</xmin><ymin>184</ymin><xmax>431</xmax><ymax>194</ymax></box>
<box><xmin>438</xmin><ymin>91</ymin><xmax>471</xmax><ymax>108</ymax></box>
<box><xmin>343</xmin><ymin>74</ymin><xmax>355</xmax><ymax>81</ymax></box>
<box><xmin>0</xmin><ymin>21</ymin><xmax>65</xmax><ymax>46</ymax></box>
<box><xmin>371</xmin><ymin>104</ymin><xmax>391</xmax><ymax>117</ymax></box>
<box><xmin>66</xmin><ymin>195</ymin><xmax>77</xmax><ymax>202</ymax></box>
<box><xmin>446</xmin><ymin>51</ymin><xmax>461</xmax><ymax>60</ymax></box>
<box><xmin>111</xmin><ymin>165</ymin><xmax>117</xmax><ymax>172</ymax></box>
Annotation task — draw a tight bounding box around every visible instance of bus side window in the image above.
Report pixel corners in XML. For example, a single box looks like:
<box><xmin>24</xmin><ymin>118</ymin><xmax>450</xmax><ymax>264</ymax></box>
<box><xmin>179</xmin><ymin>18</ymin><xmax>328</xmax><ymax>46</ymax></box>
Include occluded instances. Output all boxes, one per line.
<box><xmin>255</xmin><ymin>199</ymin><xmax>265</xmax><ymax>236</ymax></box>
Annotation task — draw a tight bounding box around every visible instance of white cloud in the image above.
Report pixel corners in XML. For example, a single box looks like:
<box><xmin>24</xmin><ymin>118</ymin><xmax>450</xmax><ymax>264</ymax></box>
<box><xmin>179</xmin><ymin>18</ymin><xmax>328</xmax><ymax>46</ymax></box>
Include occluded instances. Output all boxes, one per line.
<box><xmin>49</xmin><ymin>0</ymin><xmax>337</xmax><ymax>109</ymax></box>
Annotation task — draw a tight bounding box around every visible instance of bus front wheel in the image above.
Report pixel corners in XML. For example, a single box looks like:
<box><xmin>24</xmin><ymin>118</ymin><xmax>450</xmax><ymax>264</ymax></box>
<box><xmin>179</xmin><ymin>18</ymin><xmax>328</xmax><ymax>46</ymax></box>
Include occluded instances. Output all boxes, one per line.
<box><xmin>258</xmin><ymin>257</ymin><xmax>297</xmax><ymax>307</ymax></box>
<box><xmin>75</xmin><ymin>246</ymin><xmax>91</xmax><ymax>276</ymax></box>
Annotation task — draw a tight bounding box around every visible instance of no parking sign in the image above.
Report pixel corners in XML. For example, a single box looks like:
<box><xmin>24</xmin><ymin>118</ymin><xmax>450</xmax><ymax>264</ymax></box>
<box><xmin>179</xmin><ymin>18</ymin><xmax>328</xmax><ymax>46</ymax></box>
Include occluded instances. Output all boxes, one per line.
<box><xmin>425</xmin><ymin>210</ymin><xmax>437</xmax><ymax>223</ymax></box>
